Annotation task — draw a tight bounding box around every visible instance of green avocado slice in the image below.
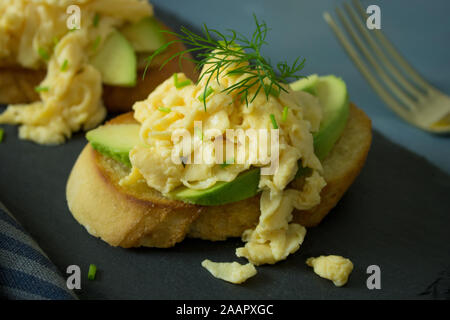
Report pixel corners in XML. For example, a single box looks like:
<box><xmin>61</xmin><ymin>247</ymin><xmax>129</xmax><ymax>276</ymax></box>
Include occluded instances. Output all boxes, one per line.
<box><xmin>86</xmin><ymin>74</ymin><xmax>349</xmax><ymax>206</ymax></box>
<box><xmin>90</xmin><ymin>30</ymin><xmax>137</xmax><ymax>87</ymax></box>
<box><xmin>290</xmin><ymin>74</ymin><xmax>318</xmax><ymax>95</ymax></box>
<box><xmin>86</xmin><ymin>124</ymin><xmax>142</xmax><ymax>167</ymax></box>
<box><xmin>169</xmin><ymin>168</ymin><xmax>260</xmax><ymax>206</ymax></box>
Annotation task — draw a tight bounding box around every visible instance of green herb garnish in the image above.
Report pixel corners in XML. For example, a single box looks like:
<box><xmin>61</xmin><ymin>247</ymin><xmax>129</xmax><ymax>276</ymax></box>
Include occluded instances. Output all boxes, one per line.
<box><xmin>88</xmin><ymin>264</ymin><xmax>97</xmax><ymax>280</ymax></box>
<box><xmin>198</xmin><ymin>86</ymin><xmax>214</xmax><ymax>103</ymax></box>
<box><xmin>38</xmin><ymin>47</ymin><xmax>50</xmax><ymax>61</ymax></box>
<box><xmin>180</xmin><ymin>156</ymin><xmax>187</xmax><ymax>168</ymax></box>
<box><xmin>173</xmin><ymin>73</ymin><xmax>192</xmax><ymax>89</ymax></box>
<box><xmin>270</xmin><ymin>114</ymin><xmax>278</xmax><ymax>129</ymax></box>
<box><xmin>34</xmin><ymin>86</ymin><xmax>49</xmax><ymax>93</ymax></box>
<box><xmin>61</xmin><ymin>59</ymin><xmax>69</xmax><ymax>72</ymax></box>
<box><xmin>0</xmin><ymin>129</ymin><xmax>4</xmax><ymax>143</ymax></box>
<box><xmin>92</xmin><ymin>36</ymin><xmax>101</xmax><ymax>51</ymax></box>
<box><xmin>158</xmin><ymin>106</ymin><xmax>171</xmax><ymax>113</ymax></box>
<box><xmin>53</xmin><ymin>37</ymin><xmax>59</xmax><ymax>47</ymax></box>
<box><xmin>93</xmin><ymin>13</ymin><xmax>100</xmax><ymax>27</ymax></box>
<box><xmin>282</xmin><ymin>106</ymin><xmax>288</xmax><ymax>121</ymax></box>
<box><xmin>144</xmin><ymin>14</ymin><xmax>305</xmax><ymax>111</ymax></box>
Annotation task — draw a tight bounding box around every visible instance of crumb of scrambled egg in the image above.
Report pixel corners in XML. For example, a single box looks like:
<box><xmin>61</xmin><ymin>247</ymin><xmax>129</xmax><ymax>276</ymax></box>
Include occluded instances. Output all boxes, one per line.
<box><xmin>306</xmin><ymin>255</ymin><xmax>354</xmax><ymax>287</ymax></box>
<box><xmin>201</xmin><ymin>259</ymin><xmax>257</xmax><ymax>284</ymax></box>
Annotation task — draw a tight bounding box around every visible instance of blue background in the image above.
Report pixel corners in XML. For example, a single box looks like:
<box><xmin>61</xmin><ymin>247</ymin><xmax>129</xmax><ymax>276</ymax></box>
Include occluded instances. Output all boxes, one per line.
<box><xmin>152</xmin><ymin>0</ymin><xmax>450</xmax><ymax>173</ymax></box>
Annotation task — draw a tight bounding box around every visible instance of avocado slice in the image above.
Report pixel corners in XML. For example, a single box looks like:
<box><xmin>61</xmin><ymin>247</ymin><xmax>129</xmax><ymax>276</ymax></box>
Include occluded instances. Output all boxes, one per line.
<box><xmin>171</xmin><ymin>75</ymin><xmax>349</xmax><ymax>205</ymax></box>
<box><xmin>169</xmin><ymin>168</ymin><xmax>260</xmax><ymax>206</ymax></box>
<box><xmin>86</xmin><ymin>75</ymin><xmax>349</xmax><ymax>206</ymax></box>
<box><xmin>121</xmin><ymin>17</ymin><xmax>166</xmax><ymax>52</ymax></box>
<box><xmin>292</xmin><ymin>75</ymin><xmax>349</xmax><ymax>177</ymax></box>
<box><xmin>86</xmin><ymin>124</ymin><xmax>142</xmax><ymax>167</ymax></box>
<box><xmin>90</xmin><ymin>30</ymin><xmax>137</xmax><ymax>87</ymax></box>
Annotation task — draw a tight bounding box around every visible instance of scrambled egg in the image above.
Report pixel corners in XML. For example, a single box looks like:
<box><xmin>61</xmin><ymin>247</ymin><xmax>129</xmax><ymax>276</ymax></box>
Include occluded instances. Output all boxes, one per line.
<box><xmin>306</xmin><ymin>255</ymin><xmax>354</xmax><ymax>287</ymax></box>
<box><xmin>0</xmin><ymin>0</ymin><xmax>153</xmax><ymax>144</ymax></box>
<box><xmin>127</xmin><ymin>55</ymin><xmax>327</xmax><ymax>281</ymax></box>
<box><xmin>201</xmin><ymin>259</ymin><xmax>257</xmax><ymax>284</ymax></box>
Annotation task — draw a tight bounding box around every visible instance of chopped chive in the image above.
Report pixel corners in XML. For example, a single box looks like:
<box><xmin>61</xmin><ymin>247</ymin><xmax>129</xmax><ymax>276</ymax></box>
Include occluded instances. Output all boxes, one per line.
<box><xmin>173</xmin><ymin>74</ymin><xmax>192</xmax><ymax>89</ymax></box>
<box><xmin>92</xmin><ymin>36</ymin><xmax>101</xmax><ymax>51</ymax></box>
<box><xmin>93</xmin><ymin>13</ymin><xmax>100</xmax><ymax>27</ymax></box>
<box><xmin>270</xmin><ymin>114</ymin><xmax>278</xmax><ymax>129</ymax></box>
<box><xmin>176</xmin><ymin>80</ymin><xmax>192</xmax><ymax>89</ymax></box>
<box><xmin>34</xmin><ymin>86</ymin><xmax>49</xmax><ymax>93</ymax></box>
<box><xmin>221</xmin><ymin>158</ymin><xmax>234</xmax><ymax>168</ymax></box>
<box><xmin>282</xmin><ymin>106</ymin><xmax>288</xmax><ymax>121</ymax></box>
<box><xmin>88</xmin><ymin>264</ymin><xmax>97</xmax><ymax>280</ymax></box>
<box><xmin>69</xmin><ymin>26</ymin><xmax>78</xmax><ymax>32</ymax></box>
<box><xmin>158</xmin><ymin>106</ymin><xmax>171</xmax><ymax>113</ymax></box>
<box><xmin>198</xmin><ymin>86</ymin><xmax>214</xmax><ymax>102</ymax></box>
<box><xmin>38</xmin><ymin>47</ymin><xmax>50</xmax><ymax>61</ymax></box>
<box><xmin>60</xmin><ymin>59</ymin><xmax>69</xmax><ymax>71</ymax></box>
<box><xmin>0</xmin><ymin>129</ymin><xmax>4</xmax><ymax>143</ymax></box>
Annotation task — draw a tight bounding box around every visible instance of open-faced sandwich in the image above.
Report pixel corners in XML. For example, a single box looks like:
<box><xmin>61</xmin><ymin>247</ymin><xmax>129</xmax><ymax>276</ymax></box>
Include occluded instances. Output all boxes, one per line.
<box><xmin>66</xmin><ymin>18</ymin><xmax>372</xmax><ymax>285</ymax></box>
<box><xmin>0</xmin><ymin>0</ymin><xmax>196</xmax><ymax>144</ymax></box>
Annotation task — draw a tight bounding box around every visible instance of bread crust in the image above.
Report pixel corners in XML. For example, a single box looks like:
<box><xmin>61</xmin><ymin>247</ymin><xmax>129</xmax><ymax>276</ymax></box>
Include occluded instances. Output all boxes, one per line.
<box><xmin>66</xmin><ymin>104</ymin><xmax>372</xmax><ymax>248</ymax></box>
<box><xmin>0</xmin><ymin>21</ymin><xmax>198</xmax><ymax>113</ymax></box>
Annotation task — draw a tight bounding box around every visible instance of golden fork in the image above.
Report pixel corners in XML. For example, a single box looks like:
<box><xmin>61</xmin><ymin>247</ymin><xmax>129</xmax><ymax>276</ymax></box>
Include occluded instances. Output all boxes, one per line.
<box><xmin>324</xmin><ymin>0</ymin><xmax>450</xmax><ymax>134</ymax></box>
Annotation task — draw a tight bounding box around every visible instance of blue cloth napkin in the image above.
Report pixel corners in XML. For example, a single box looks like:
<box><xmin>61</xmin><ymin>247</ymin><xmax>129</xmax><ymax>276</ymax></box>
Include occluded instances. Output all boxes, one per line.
<box><xmin>0</xmin><ymin>203</ymin><xmax>77</xmax><ymax>300</ymax></box>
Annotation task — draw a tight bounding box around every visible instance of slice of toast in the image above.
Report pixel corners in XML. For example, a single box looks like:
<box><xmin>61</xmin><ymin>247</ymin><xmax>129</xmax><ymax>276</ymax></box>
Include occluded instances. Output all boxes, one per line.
<box><xmin>0</xmin><ymin>21</ymin><xmax>198</xmax><ymax>113</ymax></box>
<box><xmin>66</xmin><ymin>104</ymin><xmax>372</xmax><ymax>248</ymax></box>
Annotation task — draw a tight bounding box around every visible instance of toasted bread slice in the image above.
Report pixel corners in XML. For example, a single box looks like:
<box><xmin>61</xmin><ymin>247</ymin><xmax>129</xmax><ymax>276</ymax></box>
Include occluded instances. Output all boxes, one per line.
<box><xmin>0</xmin><ymin>21</ymin><xmax>197</xmax><ymax>113</ymax></box>
<box><xmin>66</xmin><ymin>104</ymin><xmax>372</xmax><ymax>248</ymax></box>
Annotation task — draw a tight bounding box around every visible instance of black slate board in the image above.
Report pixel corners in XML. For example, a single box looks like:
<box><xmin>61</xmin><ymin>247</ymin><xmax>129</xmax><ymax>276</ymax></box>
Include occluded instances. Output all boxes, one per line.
<box><xmin>1</xmin><ymin>9</ymin><xmax>450</xmax><ymax>300</ymax></box>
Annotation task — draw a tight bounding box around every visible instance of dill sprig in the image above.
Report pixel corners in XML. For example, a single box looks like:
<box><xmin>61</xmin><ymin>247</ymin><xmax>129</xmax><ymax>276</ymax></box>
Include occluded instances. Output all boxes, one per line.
<box><xmin>144</xmin><ymin>15</ymin><xmax>305</xmax><ymax>110</ymax></box>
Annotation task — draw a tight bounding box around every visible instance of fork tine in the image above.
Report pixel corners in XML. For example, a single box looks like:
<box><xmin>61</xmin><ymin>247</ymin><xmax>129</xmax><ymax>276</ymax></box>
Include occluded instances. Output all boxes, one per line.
<box><xmin>344</xmin><ymin>2</ymin><xmax>424</xmax><ymax>99</ymax></box>
<box><xmin>335</xmin><ymin>7</ymin><xmax>417</xmax><ymax>111</ymax></box>
<box><xmin>323</xmin><ymin>12</ymin><xmax>413</xmax><ymax>123</ymax></box>
<box><xmin>351</xmin><ymin>0</ymin><xmax>432</xmax><ymax>91</ymax></box>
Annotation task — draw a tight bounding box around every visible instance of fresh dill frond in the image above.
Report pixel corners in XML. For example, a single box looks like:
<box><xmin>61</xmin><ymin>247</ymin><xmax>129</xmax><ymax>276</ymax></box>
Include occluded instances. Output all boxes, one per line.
<box><xmin>144</xmin><ymin>14</ymin><xmax>305</xmax><ymax>110</ymax></box>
